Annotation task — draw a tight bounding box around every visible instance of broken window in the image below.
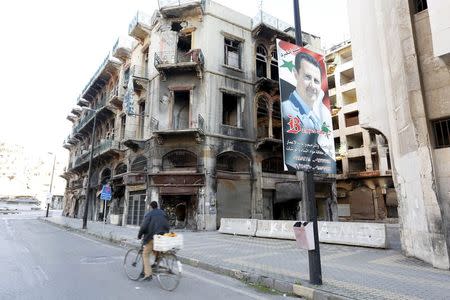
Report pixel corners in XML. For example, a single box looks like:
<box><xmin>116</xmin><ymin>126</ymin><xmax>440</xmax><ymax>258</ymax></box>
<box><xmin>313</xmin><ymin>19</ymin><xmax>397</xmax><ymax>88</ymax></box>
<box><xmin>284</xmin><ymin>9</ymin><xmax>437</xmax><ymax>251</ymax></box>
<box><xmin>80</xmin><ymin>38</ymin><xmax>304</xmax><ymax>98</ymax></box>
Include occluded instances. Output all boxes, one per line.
<box><xmin>348</xmin><ymin>156</ymin><xmax>366</xmax><ymax>173</ymax></box>
<box><xmin>432</xmin><ymin>117</ymin><xmax>450</xmax><ymax>148</ymax></box>
<box><xmin>123</xmin><ymin>68</ymin><xmax>130</xmax><ymax>87</ymax></box>
<box><xmin>173</xmin><ymin>91</ymin><xmax>190</xmax><ymax>130</ymax></box>
<box><xmin>130</xmin><ymin>156</ymin><xmax>147</xmax><ymax>172</ymax></box>
<box><xmin>262</xmin><ymin>157</ymin><xmax>284</xmax><ymax>173</ymax></box>
<box><xmin>216</xmin><ymin>152</ymin><xmax>250</xmax><ymax>173</ymax></box>
<box><xmin>224</xmin><ymin>38</ymin><xmax>241</xmax><ymax>69</ymax></box>
<box><xmin>222</xmin><ymin>93</ymin><xmax>240</xmax><ymax>127</ymax></box>
<box><xmin>115</xmin><ymin>163</ymin><xmax>127</xmax><ymax>175</ymax></box>
<box><xmin>120</xmin><ymin>115</ymin><xmax>126</xmax><ymax>139</ymax></box>
<box><xmin>162</xmin><ymin>150</ymin><xmax>197</xmax><ymax>170</ymax></box>
<box><xmin>257</xmin><ymin>97</ymin><xmax>269</xmax><ymax>139</ymax></box>
<box><xmin>270</xmin><ymin>50</ymin><xmax>279</xmax><ymax>81</ymax></box>
<box><xmin>414</xmin><ymin>0</ymin><xmax>427</xmax><ymax>13</ymax></box>
<box><xmin>344</xmin><ymin>111</ymin><xmax>359</xmax><ymax>127</ymax></box>
<box><xmin>346</xmin><ymin>132</ymin><xmax>363</xmax><ymax>149</ymax></box>
<box><xmin>138</xmin><ymin>102</ymin><xmax>145</xmax><ymax>139</ymax></box>
<box><xmin>100</xmin><ymin>168</ymin><xmax>112</xmax><ymax>185</ymax></box>
<box><xmin>256</xmin><ymin>45</ymin><xmax>267</xmax><ymax>78</ymax></box>
<box><xmin>272</xmin><ymin>100</ymin><xmax>281</xmax><ymax>139</ymax></box>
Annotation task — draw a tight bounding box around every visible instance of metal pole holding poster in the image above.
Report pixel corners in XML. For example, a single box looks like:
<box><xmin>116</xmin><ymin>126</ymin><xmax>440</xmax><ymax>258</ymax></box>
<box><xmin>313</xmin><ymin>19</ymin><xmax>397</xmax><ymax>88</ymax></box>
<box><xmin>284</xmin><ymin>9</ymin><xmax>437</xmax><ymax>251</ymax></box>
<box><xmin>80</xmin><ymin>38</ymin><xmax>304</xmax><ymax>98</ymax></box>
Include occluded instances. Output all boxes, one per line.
<box><xmin>286</xmin><ymin>0</ymin><xmax>328</xmax><ymax>285</ymax></box>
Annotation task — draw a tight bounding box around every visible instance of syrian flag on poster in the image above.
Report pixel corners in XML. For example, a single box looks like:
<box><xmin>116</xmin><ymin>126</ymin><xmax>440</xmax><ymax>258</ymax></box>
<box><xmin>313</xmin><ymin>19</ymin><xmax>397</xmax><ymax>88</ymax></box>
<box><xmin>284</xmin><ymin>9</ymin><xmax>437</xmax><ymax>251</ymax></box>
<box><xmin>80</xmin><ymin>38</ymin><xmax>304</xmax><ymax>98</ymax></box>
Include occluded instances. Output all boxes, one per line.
<box><xmin>124</xmin><ymin>75</ymin><xmax>135</xmax><ymax>115</ymax></box>
<box><xmin>276</xmin><ymin>39</ymin><xmax>336</xmax><ymax>174</ymax></box>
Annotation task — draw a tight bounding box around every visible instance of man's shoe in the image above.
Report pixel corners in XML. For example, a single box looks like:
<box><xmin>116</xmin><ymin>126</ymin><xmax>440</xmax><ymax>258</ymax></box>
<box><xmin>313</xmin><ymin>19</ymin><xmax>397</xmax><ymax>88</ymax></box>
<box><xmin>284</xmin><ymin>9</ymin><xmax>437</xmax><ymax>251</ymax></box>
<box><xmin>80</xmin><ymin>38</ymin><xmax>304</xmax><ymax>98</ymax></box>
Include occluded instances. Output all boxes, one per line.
<box><xmin>140</xmin><ymin>275</ymin><xmax>153</xmax><ymax>282</ymax></box>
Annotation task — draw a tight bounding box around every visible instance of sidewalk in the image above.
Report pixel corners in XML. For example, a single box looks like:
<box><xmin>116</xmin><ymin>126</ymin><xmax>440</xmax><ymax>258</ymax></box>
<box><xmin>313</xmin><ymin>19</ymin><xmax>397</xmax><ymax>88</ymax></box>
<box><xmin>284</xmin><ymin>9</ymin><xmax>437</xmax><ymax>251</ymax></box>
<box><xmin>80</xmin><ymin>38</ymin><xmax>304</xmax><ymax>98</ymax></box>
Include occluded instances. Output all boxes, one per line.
<box><xmin>42</xmin><ymin>216</ymin><xmax>450</xmax><ymax>300</ymax></box>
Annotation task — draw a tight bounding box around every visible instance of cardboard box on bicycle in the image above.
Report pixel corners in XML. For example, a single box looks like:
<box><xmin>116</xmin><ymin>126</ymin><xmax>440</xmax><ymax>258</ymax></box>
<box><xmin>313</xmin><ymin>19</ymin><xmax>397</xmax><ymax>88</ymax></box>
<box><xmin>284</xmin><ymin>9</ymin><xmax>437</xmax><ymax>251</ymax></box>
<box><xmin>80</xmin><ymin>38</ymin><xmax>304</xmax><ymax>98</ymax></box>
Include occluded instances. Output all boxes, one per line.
<box><xmin>153</xmin><ymin>234</ymin><xmax>184</xmax><ymax>251</ymax></box>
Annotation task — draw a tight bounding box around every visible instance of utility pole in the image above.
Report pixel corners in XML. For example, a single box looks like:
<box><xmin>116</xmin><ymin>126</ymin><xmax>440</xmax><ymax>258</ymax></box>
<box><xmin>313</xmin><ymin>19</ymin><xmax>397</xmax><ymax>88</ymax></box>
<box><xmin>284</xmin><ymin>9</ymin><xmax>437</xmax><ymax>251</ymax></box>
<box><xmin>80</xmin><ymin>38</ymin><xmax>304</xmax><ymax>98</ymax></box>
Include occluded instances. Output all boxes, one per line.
<box><xmin>293</xmin><ymin>0</ymin><xmax>322</xmax><ymax>285</ymax></box>
<box><xmin>46</xmin><ymin>153</ymin><xmax>56</xmax><ymax>218</ymax></box>
<box><xmin>82</xmin><ymin>111</ymin><xmax>97</xmax><ymax>229</ymax></box>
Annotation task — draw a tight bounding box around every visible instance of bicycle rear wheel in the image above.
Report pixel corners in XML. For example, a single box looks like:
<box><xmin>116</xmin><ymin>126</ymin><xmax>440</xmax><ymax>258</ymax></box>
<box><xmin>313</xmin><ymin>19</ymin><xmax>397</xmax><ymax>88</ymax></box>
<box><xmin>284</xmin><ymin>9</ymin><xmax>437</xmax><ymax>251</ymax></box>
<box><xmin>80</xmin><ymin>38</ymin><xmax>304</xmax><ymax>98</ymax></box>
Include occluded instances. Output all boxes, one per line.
<box><xmin>123</xmin><ymin>248</ymin><xmax>143</xmax><ymax>281</ymax></box>
<box><xmin>156</xmin><ymin>253</ymin><xmax>182</xmax><ymax>291</ymax></box>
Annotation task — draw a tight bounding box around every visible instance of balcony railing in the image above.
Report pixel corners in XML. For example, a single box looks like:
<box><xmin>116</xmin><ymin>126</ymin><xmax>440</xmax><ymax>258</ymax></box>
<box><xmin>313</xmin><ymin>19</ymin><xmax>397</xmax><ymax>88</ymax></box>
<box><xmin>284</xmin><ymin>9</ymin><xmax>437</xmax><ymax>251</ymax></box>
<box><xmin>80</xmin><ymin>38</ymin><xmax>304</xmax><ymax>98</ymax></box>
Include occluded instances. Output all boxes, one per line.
<box><xmin>131</xmin><ymin>65</ymin><xmax>149</xmax><ymax>80</ymax></box>
<box><xmin>72</xmin><ymin>97</ymin><xmax>106</xmax><ymax>134</ymax></box>
<box><xmin>112</xmin><ymin>37</ymin><xmax>132</xmax><ymax>61</ymax></box>
<box><xmin>159</xmin><ymin>0</ymin><xmax>202</xmax><ymax>8</ymax></box>
<box><xmin>252</xmin><ymin>11</ymin><xmax>294</xmax><ymax>33</ymax></box>
<box><xmin>73</xmin><ymin>139</ymin><xmax>121</xmax><ymax>168</ymax></box>
<box><xmin>128</xmin><ymin>11</ymin><xmax>152</xmax><ymax>41</ymax></box>
<box><xmin>158</xmin><ymin>0</ymin><xmax>204</xmax><ymax>17</ymax></box>
<box><xmin>154</xmin><ymin>49</ymin><xmax>204</xmax><ymax>66</ymax></box>
<box><xmin>108</xmin><ymin>85</ymin><xmax>124</xmax><ymax>107</ymax></box>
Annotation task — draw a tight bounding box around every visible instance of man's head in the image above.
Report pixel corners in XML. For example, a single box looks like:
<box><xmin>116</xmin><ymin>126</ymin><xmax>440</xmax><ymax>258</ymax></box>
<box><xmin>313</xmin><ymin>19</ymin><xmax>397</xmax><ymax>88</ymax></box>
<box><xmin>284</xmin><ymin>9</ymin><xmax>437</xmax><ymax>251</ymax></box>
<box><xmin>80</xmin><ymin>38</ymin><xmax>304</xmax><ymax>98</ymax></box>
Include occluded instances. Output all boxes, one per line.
<box><xmin>294</xmin><ymin>52</ymin><xmax>322</xmax><ymax>107</ymax></box>
<box><xmin>150</xmin><ymin>201</ymin><xmax>158</xmax><ymax>210</ymax></box>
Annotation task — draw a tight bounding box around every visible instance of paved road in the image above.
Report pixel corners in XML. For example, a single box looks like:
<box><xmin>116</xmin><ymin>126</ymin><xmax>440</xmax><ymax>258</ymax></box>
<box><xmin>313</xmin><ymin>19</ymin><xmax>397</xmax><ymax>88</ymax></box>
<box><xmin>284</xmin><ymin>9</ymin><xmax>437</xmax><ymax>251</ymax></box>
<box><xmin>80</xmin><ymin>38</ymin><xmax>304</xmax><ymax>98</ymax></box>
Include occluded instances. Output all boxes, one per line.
<box><xmin>0</xmin><ymin>216</ymin><xmax>293</xmax><ymax>300</ymax></box>
<box><xmin>45</xmin><ymin>216</ymin><xmax>450</xmax><ymax>300</ymax></box>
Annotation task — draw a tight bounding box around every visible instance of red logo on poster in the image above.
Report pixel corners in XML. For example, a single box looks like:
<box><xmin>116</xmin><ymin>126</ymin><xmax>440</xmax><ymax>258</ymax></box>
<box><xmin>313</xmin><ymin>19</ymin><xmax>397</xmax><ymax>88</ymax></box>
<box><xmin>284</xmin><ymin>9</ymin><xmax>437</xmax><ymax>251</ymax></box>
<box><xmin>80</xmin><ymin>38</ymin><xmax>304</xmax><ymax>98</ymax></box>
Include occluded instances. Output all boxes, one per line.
<box><xmin>287</xmin><ymin>115</ymin><xmax>301</xmax><ymax>134</ymax></box>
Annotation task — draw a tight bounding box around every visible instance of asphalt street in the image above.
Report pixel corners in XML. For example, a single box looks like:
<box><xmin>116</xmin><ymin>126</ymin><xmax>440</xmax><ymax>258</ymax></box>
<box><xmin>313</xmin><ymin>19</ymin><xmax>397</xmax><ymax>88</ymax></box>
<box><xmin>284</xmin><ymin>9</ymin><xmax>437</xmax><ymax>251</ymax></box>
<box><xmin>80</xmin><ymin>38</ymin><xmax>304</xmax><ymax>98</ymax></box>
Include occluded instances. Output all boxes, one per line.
<box><xmin>0</xmin><ymin>213</ymin><xmax>294</xmax><ymax>300</ymax></box>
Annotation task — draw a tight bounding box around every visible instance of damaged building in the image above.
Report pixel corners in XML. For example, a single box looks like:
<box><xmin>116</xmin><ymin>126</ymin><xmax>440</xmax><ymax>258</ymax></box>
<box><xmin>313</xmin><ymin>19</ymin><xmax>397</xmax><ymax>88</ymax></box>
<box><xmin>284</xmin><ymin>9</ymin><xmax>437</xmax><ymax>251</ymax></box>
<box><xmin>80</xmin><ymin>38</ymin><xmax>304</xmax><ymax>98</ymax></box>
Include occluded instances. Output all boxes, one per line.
<box><xmin>62</xmin><ymin>0</ymin><xmax>336</xmax><ymax>231</ymax></box>
<box><xmin>325</xmin><ymin>41</ymin><xmax>398</xmax><ymax>222</ymax></box>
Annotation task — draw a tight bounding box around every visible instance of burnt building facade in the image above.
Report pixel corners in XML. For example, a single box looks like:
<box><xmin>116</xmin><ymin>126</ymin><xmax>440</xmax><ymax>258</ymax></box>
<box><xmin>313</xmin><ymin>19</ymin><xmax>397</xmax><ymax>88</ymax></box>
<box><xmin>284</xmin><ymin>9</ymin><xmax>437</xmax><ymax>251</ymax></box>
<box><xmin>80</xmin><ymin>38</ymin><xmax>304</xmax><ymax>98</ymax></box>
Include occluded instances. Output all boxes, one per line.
<box><xmin>62</xmin><ymin>0</ymin><xmax>336</xmax><ymax>230</ymax></box>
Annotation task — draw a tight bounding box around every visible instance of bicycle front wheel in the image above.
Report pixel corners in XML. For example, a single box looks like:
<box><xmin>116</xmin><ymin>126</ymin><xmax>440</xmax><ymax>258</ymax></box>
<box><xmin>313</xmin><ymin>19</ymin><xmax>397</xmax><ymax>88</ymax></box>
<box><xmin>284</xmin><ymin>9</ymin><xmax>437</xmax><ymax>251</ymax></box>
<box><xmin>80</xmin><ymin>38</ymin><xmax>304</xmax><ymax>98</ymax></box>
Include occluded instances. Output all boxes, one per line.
<box><xmin>156</xmin><ymin>253</ymin><xmax>182</xmax><ymax>291</ymax></box>
<box><xmin>123</xmin><ymin>248</ymin><xmax>143</xmax><ymax>281</ymax></box>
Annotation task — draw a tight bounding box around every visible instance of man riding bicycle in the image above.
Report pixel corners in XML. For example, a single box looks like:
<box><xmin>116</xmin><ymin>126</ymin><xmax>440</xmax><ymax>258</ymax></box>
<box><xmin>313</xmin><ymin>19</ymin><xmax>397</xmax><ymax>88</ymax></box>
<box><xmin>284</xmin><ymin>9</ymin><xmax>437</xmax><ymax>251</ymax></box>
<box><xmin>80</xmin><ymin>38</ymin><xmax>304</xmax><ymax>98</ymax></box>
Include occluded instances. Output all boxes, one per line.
<box><xmin>137</xmin><ymin>201</ymin><xmax>170</xmax><ymax>281</ymax></box>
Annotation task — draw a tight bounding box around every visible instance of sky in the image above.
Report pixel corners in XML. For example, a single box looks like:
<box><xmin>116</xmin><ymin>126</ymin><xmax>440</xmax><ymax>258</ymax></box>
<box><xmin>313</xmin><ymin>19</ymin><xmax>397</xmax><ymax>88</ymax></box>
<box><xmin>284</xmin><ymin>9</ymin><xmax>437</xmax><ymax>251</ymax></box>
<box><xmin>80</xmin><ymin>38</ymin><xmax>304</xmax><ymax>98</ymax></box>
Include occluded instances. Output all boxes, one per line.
<box><xmin>0</xmin><ymin>0</ymin><xmax>349</xmax><ymax>160</ymax></box>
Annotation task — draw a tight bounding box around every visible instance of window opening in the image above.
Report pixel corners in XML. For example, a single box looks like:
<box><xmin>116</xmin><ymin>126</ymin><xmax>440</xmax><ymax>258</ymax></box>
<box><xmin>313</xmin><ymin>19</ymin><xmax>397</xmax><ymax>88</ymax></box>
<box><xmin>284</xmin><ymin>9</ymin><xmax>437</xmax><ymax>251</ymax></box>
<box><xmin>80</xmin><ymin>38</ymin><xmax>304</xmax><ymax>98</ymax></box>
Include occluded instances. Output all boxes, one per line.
<box><xmin>262</xmin><ymin>157</ymin><xmax>284</xmax><ymax>173</ymax></box>
<box><xmin>139</xmin><ymin>102</ymin><xmax>145</xmax><ymax>139</ymax></box>
<box><xmin>223</xmin><ymin>93</ymin><xmax>239</xmax><ymax>127</ymax></box>
<box><xmin>173</xmin><ymin>91</ymin><xmax>190</xmax><ymax>129</ymax></box>
<box><xmin>224</xmin><ymin>38</ymin><xmax>241</xmax><ymax>69</ymax></box>
<box><xmin>256</xmin><ymin>45</ymin><xmax>267</xmax><ymax>78</ymax></box>
<box><xmin>432</xmin><ymin>117</ymin><xmax>450</xmax><ymax>148</ymax></box>
<box><xmin>130</xmin><ymin>156</ymin><xmax>147</xmax><ymax>172</ymax></box>
<box><xmin>162</xmin><ymin>150</ymin><xmax>197</xmax><ymax>170</ymax></box>
<box><xmin>270</xmin><ymin>50</ymin><xmax>279</xmax><ymax>81</ymax></box>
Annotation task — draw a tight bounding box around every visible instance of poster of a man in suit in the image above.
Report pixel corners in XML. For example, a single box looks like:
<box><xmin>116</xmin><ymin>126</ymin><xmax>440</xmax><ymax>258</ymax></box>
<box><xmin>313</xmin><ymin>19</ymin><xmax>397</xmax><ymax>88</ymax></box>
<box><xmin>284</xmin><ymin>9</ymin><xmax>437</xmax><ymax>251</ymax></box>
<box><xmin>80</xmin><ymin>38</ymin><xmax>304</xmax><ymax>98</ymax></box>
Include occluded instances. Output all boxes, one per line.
<box><xmin>276</xmin><ymin>39</ymin><xmax>336</xmax><ymax>174</ymax></box>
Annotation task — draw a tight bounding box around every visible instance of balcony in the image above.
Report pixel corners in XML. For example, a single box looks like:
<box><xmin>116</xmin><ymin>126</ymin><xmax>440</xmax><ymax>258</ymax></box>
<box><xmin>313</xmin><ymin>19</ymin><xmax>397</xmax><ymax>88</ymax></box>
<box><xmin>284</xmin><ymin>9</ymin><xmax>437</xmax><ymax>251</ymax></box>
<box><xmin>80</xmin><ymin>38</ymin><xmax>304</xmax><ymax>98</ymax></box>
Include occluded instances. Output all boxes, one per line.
<box><xmin>254</xmin><ymin>76</ymin><xmax>279</xmax><ymax>93</ymax></box>
<box><xmin>72</xmin><ymin>140</ymin><xmax>123</xmax><ymax>170</ymax></box>
<box><xmin>251</xmin><ymin>11</ymin><xmax>295</xmax><ymax>41</ymax></box>
<box><xmin>112</xmin><ymin>37</ymin><xmax>132</xmax><ymax>62</ymax></box>
<box><xmin>80</xmin><ymin>54</ymin><xmax>121</xmax><ymax>102</ymax></box>
<box><xmin>154</xmin><ymin>49</ymin><xmax>204</xmax><ymax>80</ymax></box>
<box><xmin>153</xmin><ymin>114</ymin><xmax>205</xmax><ymax>144</ymax></box>
<box><xmin>131</xmin><ymin>65</ymin><xmax>149</xmax><ymax>92</ymax></box>
<box><xmin>128</xmin><ymin>11</ymin><xmax>153</xmax><ymax>43</ymax></box>
<box><xmin>108</xmin><ymin>84</ymin><xmax>124</xmax><ymax>108</ymax></box>
<box><xmin>67</xmin><ymin>114</ymin><xmax>77</xmax><ymax>123</ymax></box>
<box><xmin>71</xmin><ymin>107</ymin><xmax>82</xmax><ymax>116</ymax></box>
<box><xmin>72</xmin><ymin>97</ymin><xmax>114</xmax><ymax>135</ymax></box>
<box><xmin>158</xmin><ymin>0</ymin><xmax>204</xmax><ymax>18</ymax></box>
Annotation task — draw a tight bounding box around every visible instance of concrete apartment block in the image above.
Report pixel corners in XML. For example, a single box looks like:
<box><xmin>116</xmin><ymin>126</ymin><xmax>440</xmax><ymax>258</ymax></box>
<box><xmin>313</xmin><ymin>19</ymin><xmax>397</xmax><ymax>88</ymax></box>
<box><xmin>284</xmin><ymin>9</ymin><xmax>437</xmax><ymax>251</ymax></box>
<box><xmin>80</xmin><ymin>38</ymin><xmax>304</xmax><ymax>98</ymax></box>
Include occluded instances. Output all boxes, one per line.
<box><xmin>347</xmin><ymin>0</ymin><xmax>450</xmax><ymax>269</ymax></box>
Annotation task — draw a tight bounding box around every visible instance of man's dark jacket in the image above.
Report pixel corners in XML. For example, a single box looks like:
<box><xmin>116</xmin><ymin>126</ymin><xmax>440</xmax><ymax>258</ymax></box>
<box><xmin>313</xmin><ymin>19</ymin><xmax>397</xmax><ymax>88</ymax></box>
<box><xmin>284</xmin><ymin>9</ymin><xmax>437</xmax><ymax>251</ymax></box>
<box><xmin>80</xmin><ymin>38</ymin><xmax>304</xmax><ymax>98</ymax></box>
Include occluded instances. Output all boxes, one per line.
<box><xmin>138</xmin><ymin>208</ymin><xmax>170</xmax><ymax>244</ymax></box>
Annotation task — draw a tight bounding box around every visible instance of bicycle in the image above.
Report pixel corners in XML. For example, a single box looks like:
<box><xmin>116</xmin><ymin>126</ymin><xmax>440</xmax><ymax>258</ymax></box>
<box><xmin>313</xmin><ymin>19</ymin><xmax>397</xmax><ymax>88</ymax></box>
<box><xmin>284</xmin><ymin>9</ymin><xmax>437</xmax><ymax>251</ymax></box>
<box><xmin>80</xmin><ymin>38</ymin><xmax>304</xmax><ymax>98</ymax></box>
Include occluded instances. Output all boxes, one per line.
<box><xmin>123</xmin><ymin>243</ymin><xmax>182</xmax><ymax>291</ymax></box>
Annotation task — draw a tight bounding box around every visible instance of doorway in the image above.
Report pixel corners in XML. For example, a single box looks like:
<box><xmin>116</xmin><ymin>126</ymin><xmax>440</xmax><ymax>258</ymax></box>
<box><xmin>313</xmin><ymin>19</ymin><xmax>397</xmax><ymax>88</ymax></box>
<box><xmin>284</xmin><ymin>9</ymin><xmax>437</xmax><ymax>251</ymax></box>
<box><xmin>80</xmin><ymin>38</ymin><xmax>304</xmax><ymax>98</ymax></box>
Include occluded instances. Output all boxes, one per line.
<box><xmin>161</xmin><ymin>195</ymin><xmax>196</xmax><ymax>229</ymax></box>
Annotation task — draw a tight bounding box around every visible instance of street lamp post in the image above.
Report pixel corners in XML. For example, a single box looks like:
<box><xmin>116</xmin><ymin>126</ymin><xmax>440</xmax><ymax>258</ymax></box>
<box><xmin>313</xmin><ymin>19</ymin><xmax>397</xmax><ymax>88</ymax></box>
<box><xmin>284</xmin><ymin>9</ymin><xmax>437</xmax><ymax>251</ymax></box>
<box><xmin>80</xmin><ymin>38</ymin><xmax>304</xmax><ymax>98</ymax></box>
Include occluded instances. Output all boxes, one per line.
<box><xmin>46</xmin><ymin>153</ymin><xmax>56</xmax><ymax>217</ymax></box>
<box><xmin>82</xmin><ymin>108</ymin><xmax>97</xmax><ymax>230</ymax></box>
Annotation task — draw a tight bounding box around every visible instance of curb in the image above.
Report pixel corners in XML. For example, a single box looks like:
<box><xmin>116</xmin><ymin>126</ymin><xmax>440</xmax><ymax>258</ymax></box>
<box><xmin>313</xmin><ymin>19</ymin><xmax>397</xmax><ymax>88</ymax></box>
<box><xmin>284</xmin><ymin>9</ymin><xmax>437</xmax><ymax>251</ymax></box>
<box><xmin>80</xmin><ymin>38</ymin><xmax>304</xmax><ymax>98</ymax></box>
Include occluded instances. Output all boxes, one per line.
<box><xmin>40</xmin><ymin>218</ymin><xmax>351</xmax><ymax>299</ymax></box>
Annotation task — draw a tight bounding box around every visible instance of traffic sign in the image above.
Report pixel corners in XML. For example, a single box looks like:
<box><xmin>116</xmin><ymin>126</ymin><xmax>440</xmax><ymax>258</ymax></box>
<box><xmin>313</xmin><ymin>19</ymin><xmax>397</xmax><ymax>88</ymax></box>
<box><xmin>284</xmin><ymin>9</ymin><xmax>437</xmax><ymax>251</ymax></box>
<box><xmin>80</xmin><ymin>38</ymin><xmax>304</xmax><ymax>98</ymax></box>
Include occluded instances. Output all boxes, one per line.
<box><xmin>100</xmin><ymin>184</ymin><xmax>112</xmax><ymax>201</ymax></box>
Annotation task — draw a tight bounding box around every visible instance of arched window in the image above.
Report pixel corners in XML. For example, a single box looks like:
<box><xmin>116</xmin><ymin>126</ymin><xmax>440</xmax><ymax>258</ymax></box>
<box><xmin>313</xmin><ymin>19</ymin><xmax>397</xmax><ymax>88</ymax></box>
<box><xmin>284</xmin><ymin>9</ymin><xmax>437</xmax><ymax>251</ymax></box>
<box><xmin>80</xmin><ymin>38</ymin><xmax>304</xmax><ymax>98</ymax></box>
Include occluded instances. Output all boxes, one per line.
<box><xmin>216</xmin><ymin>152</ymin><xmax>250</xmax><ymax>173</ymax></box>
<box><xmin>256</xmin><ymin>45</ymin><xmax>267</xmax><ymax>78</ymax></box>
<box><xmin>262</xmin><ymin>157</ymin><xmax>284</xmax><ymax>173</ymax></box>
<box><xmin>270</xmin><ymin>50</ymin><xmax>279</xmax><ymax>81</ymax></box>
<box><xmin>115</xmin><ymin>163</ymin><xmax>127</xmax><ymax>175</ymax></box>
<box><xmin>257</xmin><ymin>96</ymin><xmax>269</xmax><ymax>139</ymax></box>
<box><xmin>100</xmin><ymin>168</ymin><xmax>112</xmax><ymax>184</ymax></box>
<box><xmin>162</xmin><ymin>150</ymin><xmax>197</xmax><ymax>170</ymax></box>
<box><xmin>130</xmin><ymin>156</ymin><xmax>147</xmax><ymax>172</ymax></box>
<box><xmin>272</xmin><ymin>100</ymin><xmax>282</xmax><ymax>139</ymax></box>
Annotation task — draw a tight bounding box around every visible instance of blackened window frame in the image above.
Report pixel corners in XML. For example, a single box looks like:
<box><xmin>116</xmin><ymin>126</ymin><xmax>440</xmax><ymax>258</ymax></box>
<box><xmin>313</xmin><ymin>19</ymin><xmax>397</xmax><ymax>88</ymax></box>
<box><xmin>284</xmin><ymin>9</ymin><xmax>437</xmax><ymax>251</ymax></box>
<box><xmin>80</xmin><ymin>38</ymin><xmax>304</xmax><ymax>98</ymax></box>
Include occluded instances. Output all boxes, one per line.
<box><xmin>432</xmin><ymin>117</ymin><xmax>450</xmax><ymax>149</ymax></box>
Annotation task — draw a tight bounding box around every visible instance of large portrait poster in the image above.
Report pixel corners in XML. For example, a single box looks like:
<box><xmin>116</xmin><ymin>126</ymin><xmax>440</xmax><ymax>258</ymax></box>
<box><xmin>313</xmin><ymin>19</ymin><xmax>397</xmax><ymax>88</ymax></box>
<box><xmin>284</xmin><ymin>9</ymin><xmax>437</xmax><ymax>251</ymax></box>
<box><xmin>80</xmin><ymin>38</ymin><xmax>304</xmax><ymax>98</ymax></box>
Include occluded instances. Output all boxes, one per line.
<box><xmin>276</xmin><ymin>39</ymin><xmax>336</xmax><ymax>174</ymax></box>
